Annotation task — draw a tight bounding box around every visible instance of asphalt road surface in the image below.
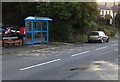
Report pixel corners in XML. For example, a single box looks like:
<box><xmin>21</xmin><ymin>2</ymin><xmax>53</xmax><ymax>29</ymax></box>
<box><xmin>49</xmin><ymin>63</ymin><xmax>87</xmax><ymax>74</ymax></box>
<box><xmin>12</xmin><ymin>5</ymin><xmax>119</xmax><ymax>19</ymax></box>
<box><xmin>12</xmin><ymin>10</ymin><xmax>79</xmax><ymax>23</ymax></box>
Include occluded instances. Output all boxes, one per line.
<box><xmin>2</xmin><ymin>39</ymin><xmax>118</xmax><ymax>80</ymax></box>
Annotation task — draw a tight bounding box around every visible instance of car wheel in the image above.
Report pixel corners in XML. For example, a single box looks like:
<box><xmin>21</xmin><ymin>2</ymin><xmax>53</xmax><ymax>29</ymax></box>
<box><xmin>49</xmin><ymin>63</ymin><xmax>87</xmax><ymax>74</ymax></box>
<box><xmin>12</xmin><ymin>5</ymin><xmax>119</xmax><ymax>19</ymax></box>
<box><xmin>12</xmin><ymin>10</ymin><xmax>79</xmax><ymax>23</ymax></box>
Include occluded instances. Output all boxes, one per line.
<box><xmin>106</xmin><ymin>38</ymin><xmax>109</xmax><ymax>43</ymax></box>
<box><xmin>88</xmin><ymin>40</ymin><xmax>91</xmax><ymax>43</ymax></box>
<box><xmin>100</xmin><ymin>39</ymin><xmax>104</xmax><ymax>43</ymax></box>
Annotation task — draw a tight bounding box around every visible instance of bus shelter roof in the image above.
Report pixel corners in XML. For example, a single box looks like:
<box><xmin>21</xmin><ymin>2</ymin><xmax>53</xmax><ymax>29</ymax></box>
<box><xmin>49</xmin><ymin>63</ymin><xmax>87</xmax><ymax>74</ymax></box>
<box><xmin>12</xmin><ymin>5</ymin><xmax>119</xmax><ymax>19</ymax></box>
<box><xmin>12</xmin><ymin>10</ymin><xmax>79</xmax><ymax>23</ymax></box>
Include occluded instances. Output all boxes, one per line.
<box><xmin>24</xmin><ymin>16</ymin><xmax>52</xmax><ymax>21</ymax></box>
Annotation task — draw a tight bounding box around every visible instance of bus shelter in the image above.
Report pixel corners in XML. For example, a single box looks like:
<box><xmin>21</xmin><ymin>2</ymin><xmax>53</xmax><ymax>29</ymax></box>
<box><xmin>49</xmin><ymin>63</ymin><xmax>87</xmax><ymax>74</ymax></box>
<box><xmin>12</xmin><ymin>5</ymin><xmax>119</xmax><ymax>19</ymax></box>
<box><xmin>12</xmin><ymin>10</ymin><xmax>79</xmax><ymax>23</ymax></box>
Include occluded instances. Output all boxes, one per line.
<box><xmin>24</xmin><ymin>16</ymin><xmax>52</xmax><ymax>45</ymax></box>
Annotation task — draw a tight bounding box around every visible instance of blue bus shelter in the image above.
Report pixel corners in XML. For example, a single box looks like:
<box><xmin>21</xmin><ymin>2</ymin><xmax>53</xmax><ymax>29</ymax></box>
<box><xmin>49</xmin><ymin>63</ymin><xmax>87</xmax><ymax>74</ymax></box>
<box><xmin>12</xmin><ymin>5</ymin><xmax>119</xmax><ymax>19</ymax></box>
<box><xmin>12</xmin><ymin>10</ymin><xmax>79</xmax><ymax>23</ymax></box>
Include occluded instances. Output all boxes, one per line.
<box><xmin>24</xmin><ymin>16</ymin><xmax>52</xmax><ymax>45</ymax></box>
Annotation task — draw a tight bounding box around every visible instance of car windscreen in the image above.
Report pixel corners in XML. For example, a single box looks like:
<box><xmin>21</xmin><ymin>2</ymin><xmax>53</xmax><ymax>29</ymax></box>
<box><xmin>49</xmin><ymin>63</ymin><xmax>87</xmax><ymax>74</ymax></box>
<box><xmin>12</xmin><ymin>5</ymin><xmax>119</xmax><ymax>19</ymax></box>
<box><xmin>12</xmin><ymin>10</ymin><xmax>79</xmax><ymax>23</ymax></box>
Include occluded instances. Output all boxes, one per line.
<box><xmin>90</xmin><ymin>32</ymin><xmax>99</xmax><ymax>36</ymax></box>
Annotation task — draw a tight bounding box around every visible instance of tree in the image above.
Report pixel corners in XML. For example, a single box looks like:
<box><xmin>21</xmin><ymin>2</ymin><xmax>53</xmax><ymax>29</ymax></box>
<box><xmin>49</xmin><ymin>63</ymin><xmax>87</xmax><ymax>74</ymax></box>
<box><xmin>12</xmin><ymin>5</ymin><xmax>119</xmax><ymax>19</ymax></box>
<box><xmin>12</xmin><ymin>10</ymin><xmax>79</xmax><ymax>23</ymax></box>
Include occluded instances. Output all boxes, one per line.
<box><xmin>115</xmin><ymin>2</ymin><xmax>120</xmax><ymax>30</ymax></box>
<box><xmin>2</xmin><ymin>2</ymin><xmax>37</xmax><ymax>27</ymax></box>
<box><xmin>2</xmin><ymin>2</ymin><xmax>21</xmax><ymax>26</ymax></box>
<box><xmin>36</xmin><ymin>2</ymin><xmax>99</xmax><ymax>41</ymax></box>
<box><xmin>115</xmin><ymin>13</ymin><xmax>120</xmax><ymax>29</ymax></box>
<box><xmin>105</xmin><ymin>14</ymin><xmax>112</xmax><ymax>25</ymax></box>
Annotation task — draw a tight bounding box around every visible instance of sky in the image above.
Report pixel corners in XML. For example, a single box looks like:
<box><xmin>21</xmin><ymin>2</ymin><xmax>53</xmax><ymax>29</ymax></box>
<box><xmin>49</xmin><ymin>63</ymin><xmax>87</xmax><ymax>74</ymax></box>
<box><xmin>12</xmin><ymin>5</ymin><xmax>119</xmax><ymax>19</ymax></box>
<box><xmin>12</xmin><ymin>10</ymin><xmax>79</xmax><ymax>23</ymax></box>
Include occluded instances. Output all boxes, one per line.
<box><xmin>97</xmin><ymin>0</ymin><xmax>120</xmax><ymax>2</ymax></box>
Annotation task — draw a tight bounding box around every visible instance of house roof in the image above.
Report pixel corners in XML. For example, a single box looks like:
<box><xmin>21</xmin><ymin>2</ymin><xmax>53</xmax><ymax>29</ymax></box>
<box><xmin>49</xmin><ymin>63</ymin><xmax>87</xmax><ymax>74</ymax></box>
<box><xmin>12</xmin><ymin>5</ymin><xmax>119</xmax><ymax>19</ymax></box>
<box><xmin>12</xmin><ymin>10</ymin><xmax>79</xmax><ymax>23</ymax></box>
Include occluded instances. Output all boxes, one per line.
<box><xmin>98</xmin><ymin>5</ymin><xmax>119</xmax><ymax>13</ymax></box>
<box><xmin>111</xmin><ymin>5</ymin><xmax>119</xmax><ymax>13</ymax></box>
<box><xmin>98</xmin><ymin>5</ymin><xmax>111</xmax><ymax>10</ymax></box>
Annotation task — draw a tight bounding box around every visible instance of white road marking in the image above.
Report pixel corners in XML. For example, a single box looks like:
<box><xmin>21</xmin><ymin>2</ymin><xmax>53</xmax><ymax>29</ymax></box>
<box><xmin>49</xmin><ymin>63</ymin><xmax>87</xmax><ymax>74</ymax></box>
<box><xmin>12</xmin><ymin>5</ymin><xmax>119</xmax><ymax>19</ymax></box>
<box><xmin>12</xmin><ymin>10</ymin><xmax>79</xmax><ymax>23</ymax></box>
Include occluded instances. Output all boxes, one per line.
<box><xmin>111</xmin><ymin>44</ymin><xmax>118</xmax><ymax>47</ymax></box>
<box><xmin>71</xmin><ymin>51</ymin><xmax>89</xmax><ymax>57</ymax></box>
<box><xmin>115</xmin><ymin>49</ymin><xmax>118</xmax><ymax>51</ymax></box>
<box><xmin>96</xmin><ymin>46</ymin><xmax>108</xmax><ymax>50</ymax></box>
<box><xmin>111</xmin><ymin>41</ymin><xmax>116</xmax><ymax>42</ymax></box>
<box><xmin>20</xmin><ymin>59</ymin><xmax>61</xmax><ymax>71</ymax></box>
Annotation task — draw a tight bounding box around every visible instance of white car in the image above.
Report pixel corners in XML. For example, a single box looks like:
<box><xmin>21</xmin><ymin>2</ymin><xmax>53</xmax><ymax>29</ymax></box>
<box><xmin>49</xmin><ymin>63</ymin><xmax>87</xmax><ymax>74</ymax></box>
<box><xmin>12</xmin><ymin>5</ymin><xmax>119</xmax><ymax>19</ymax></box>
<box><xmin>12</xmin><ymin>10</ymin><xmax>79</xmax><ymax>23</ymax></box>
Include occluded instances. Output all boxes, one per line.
<box><xmin>88</xmin><ymin>31</ymin><xmax>109</xmax><ymax>43</ymax></box>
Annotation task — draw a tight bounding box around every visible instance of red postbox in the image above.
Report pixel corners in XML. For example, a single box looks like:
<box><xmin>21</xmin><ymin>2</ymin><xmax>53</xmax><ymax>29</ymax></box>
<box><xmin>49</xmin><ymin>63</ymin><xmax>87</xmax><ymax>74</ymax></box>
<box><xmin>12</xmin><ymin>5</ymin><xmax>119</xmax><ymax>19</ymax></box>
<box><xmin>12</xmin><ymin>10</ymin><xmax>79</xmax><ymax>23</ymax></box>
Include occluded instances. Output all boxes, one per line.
<box><xmin>20</xmin><ymin>27</ymin><xmax>26</xmax><ymax>45</ymax></box>
<box><xmin>20</xmin><ymin>27</ymin><xmax>26</xmax><ymax>35</ymax></box>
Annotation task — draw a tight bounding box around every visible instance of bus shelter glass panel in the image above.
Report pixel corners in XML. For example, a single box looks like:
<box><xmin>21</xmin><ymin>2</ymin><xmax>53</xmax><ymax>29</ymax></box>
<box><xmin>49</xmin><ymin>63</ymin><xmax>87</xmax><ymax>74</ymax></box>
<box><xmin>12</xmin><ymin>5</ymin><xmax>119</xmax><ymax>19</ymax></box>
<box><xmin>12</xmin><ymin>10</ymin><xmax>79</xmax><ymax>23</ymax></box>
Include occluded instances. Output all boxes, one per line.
<box><xmin>43</xmin><ymin>32</ymin><xmax>47</xmax><ymax>41</ymax></box>
<box><xmin>42</xmin><ymin>22</ymin><xmax>47</xmax><ymax>31</ymax></box>
<box><xmin>26</xmin><ymin>33</ymin><xmax>32</xmax><ymax>43</ymax></box>
<box><xmin>34</xmin><ymin>32</ymin><xmax>42</xmax><ymax>42</ymax></box>
<box><xmin>34</xmin><ymin>22</ymin><xmax>41</xmax><ymax>31</ymax></box>
<box><xmin>26</xmin><ymin>22</ymin><xmax>32</xmax><ymax>32</ymax></box>
<box><xmin>26</xmin><ymin>22</ymin><xmax>32</xmax><ymax>44</ymax></box>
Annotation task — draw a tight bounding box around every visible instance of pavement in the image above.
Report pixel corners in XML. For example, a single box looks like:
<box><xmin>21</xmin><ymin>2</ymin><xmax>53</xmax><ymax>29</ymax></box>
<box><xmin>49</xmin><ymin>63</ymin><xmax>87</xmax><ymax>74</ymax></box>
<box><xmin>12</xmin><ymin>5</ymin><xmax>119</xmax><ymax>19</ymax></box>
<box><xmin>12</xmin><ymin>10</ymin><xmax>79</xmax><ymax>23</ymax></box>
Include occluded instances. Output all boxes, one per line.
<box><xmin>2</xmin><ymin>42</ymin><xmax>76</xmax><ymax>55</ymax></box>
<box><xmin>2</xmin><ymin>39</ymin><xmax>119</xmax><ymax>80</ymax></box>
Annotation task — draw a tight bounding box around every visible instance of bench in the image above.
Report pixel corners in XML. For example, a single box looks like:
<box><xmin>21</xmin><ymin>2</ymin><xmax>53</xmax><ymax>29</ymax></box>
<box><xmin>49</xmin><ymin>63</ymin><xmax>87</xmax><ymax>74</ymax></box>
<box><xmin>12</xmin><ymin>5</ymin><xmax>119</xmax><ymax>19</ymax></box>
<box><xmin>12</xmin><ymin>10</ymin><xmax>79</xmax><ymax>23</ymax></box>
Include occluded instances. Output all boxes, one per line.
<box><xmin>15</xmin><ymin>41</ymin><xmax>21</xmax><ymax>46</ymax></box>
<box><xmin>2</xmin><ymin>37</ymin><xmax>23</xmax><ymax>47</ymax></box>
<box><xmin>4</xmin><ymin>40</ymin><xmax>21</xmax><ymax>47</ymax></box>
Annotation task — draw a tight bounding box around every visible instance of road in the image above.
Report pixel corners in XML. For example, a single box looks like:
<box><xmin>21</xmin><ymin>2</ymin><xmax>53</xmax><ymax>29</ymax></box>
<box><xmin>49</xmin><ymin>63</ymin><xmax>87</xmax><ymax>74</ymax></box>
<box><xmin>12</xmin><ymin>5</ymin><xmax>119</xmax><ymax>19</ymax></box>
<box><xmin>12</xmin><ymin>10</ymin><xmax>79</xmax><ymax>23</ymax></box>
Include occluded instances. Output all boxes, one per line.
<box><xmin>2</xmin><ymin>39</ymin><xmax>118</xmax><ymax>80</ymax></box>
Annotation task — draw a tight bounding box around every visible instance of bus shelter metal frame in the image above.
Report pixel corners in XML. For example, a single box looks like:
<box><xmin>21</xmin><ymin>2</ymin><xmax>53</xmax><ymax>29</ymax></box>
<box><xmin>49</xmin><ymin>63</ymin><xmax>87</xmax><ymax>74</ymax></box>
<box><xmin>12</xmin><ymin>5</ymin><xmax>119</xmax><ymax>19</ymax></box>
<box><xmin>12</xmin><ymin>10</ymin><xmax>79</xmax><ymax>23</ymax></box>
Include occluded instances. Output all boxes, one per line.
<box><xmin>24</xmin><ymin>16</ymin><xmax>52</xmax><ymax>45</ymax></box>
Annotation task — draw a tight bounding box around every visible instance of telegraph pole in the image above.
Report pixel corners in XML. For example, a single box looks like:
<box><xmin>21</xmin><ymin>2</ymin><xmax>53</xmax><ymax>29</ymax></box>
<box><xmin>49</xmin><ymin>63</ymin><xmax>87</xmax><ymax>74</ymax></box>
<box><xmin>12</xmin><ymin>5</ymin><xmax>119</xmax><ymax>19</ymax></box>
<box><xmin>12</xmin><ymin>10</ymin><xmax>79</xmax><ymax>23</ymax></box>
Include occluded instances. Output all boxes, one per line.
<box><xmin>113</xmin><ymin>0</ymin><xmax>115</xmax><ymax>26</ymax></box>
<box><xmin>118</xmin><ymin>1</ymin><xmax>120</xmax><ymax>31</ymax></box>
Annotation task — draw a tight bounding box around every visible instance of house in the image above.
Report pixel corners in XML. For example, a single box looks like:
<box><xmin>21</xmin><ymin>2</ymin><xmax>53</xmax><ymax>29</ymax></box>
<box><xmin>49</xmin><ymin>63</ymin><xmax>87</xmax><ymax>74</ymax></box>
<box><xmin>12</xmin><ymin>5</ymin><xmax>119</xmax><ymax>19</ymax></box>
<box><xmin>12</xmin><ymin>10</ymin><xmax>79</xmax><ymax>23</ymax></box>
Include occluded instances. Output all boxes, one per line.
<box><xmin>98</xmin><ymin>5</ymin><xmax>113</xmax><ymax>18</ymax></box>
<box><xmin>98</xmin><ymin>3</ymin><xmax>119</xmax><ymax>25</ymax></box>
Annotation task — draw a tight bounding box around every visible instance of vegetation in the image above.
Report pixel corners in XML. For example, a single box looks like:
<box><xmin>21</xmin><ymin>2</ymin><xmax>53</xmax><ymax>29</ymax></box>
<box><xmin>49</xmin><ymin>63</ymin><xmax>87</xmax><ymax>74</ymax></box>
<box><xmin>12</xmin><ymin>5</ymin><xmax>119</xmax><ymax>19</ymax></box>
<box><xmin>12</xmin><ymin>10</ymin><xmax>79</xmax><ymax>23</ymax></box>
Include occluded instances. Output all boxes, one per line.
<box><xmin>96</xmin><ymin>14</ymin><xmax>117</xmax><ymax>38</ymax></box>
<box><xmin>2</xmin><ymin>2</ymin><xmax>117</xmax><ymax>43</ymax></box>
<box><xmin>36</xmin><ymin>2</ymin><xmax>99</xmax><ymax>42</ymax></box>
<box><xmin>97</xmin><ymin>24</ymin><xmax>116</xmax><ymax>37</ymax></box>
<box><xmin>2</xmin><ymin>2</ymin><xmax>37</xmax><ymax>27</ymax></box>
<box><xmin>115</xmin><ymin>2</ymin><xmax>120</xmax><ymax>33</ymax></box>
<box><xmin>115</xmin><ymin>12</ymin><xmax>120</xmax><ymax>32</ymax></box>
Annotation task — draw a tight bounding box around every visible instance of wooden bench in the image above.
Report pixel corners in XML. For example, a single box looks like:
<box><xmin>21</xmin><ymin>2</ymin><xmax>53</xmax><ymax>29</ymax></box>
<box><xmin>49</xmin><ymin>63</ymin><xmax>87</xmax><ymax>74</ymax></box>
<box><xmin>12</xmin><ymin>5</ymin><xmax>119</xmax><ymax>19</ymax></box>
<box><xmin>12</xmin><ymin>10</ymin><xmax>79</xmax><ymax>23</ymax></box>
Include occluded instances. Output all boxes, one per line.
<box><xmin>4</xmin><ymin>40</ymin><xmax>21</xmax><ymax>47</ymax></box>
<box><xmin>2</xmin><ymin>37</ymin><xmax>21</xmax><ymax>47</ymax></box>
<box><xmin>15</xmin><ymin>41</ymin><xmax>21</xmax><ymax>46</ymax></box>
